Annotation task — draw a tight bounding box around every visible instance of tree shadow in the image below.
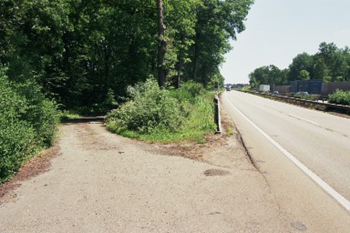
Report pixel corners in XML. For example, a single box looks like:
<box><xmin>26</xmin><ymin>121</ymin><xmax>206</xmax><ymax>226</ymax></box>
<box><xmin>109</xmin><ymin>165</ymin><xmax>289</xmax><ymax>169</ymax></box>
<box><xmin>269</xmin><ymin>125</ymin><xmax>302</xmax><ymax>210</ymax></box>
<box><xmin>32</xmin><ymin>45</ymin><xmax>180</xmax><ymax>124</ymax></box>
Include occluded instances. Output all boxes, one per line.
<box><xmin>61</xmin><ymin>116</ymin><xmax>105</xmax><ymax>124</ymax></box>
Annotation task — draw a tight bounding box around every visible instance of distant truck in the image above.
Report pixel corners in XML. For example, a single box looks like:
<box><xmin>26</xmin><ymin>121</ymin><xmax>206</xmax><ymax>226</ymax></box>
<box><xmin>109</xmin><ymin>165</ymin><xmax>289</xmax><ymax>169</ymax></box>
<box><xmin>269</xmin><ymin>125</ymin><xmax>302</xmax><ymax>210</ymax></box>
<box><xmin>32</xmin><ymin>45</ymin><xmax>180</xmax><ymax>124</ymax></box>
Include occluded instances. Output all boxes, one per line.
<box><xmin>259</xmin><ymin>85</ymin><xmax>270</xmax><ymax>92</ymax></box>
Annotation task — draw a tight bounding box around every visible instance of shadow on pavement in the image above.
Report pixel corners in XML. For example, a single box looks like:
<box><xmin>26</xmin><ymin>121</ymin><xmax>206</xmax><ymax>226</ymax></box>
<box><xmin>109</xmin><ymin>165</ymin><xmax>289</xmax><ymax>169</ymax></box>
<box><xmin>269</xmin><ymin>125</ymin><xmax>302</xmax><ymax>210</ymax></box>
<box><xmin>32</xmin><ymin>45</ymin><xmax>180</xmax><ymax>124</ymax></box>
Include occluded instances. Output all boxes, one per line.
<box><xmin>61</xmin><ymin>116</ymin><xmax>105</xmax><ymax>124</ymax></box>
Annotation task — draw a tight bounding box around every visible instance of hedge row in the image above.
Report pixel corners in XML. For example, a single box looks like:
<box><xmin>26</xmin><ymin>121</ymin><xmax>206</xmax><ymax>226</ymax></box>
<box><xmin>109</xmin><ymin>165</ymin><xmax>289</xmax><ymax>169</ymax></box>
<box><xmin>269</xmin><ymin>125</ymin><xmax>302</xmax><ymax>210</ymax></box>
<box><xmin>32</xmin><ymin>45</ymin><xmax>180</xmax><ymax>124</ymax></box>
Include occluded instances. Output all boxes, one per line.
<box><xmin>0</xmin><ymin>68</ymin><xmax>59</xmax><ymax>183</ymax></box>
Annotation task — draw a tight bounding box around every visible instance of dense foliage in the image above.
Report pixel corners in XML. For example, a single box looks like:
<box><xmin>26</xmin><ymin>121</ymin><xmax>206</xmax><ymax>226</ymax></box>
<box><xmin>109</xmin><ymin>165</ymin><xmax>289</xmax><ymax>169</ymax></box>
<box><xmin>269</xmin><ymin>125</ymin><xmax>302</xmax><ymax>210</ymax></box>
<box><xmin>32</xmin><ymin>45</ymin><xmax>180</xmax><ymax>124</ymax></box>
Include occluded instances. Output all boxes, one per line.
<box><xmin>328</xmin><ymin>90</ymin><xmax>350</xmax><ymax>106</ymax></box>
<box><xmin>106</xmin><ymin>79</ymin><xmax>216</xmax><ymax>142</ymax></box>
<box><xmin>0</xmin><ymin>68</ymin><xmax>59</xmax><ymax>183</ymax></box>
<box><xmin>249</xmin><ymin>43</ymin><xmax>350</xmax><ymax>87</ymax></box>
<box><xmin>1</xmin><ymin>0</ymin><xmax>253</xmax><ymax>110</ymax></box>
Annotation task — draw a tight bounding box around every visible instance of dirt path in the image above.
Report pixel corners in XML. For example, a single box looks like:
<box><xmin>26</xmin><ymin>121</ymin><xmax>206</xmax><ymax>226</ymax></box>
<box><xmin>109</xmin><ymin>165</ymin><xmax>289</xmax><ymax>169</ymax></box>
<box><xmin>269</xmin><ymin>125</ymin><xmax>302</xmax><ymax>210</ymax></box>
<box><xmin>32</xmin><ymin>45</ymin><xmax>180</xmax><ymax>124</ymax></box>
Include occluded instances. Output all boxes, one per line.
<box><xmin>0</xmin><ymin>118</ymin><xmax>307</xmax><ymax>232</ymax></box>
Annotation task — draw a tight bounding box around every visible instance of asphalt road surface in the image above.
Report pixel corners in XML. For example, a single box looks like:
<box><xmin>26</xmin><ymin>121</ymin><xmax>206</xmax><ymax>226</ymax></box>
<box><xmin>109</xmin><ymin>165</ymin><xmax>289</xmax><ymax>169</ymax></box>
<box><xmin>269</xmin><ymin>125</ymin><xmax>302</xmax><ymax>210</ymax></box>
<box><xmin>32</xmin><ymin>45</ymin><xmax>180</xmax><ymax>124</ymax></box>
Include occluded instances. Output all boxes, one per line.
<box><xmin>223</xmin><ymin>90</ymin><xmax>350</xmax><ymax>226</ymax></box>
<box><xmin>1</xmin><ymin>91</ymin><xmax>350</xmax><ymax>232</ymax></box>
<box><xmin>0</xmin><ymin>119</ymin><xmax>305</xmax><ymax>232</ymax></box>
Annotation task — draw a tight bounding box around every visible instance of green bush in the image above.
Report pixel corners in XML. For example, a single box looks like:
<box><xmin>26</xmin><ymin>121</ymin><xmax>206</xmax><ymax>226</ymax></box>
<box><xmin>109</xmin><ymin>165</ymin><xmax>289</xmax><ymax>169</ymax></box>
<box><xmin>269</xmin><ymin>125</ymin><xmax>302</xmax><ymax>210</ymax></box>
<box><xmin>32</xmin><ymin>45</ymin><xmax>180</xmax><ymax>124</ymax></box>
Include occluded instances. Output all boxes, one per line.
<box><xmin>0</xmin><ymin>68</ymin><xmax>59</xmax><ymax>183</ymax></box>
<box><xmin>106</xmin><ymin>79</ymin><xmax>186</xmax><ymax>134</ymax></box>
<box><xmin>170</xmin><ymin>81</ymin><xmax>205</xmax><ymax>103</ymax></box>
<box><xmin>0</xmin><ymin>119</ymin><xmax>36</xmax><ymax>183</ymax></box>
<box><xmin>13</xmin><ymin>81</ymin><xmax>59</xmax><ymax>146</ymax></box>
<box><xmin>106</xmin><ymin>79</ymin><xmax>216</xmax><ymax>143</ymax></box>
<box><xmin>328</xmin><ymin>90</ymin><xmax>350</xmax><ymax>106</ymax></box>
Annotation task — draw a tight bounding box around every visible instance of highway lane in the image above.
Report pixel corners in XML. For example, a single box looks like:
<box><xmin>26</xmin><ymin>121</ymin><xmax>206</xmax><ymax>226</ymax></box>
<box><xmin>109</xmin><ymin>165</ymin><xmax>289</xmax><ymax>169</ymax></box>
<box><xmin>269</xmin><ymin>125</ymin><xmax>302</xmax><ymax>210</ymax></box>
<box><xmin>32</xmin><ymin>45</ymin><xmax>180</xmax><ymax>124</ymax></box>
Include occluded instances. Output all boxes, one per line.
<box><xmin>223</xmin><ymin>90</ymin><xmax>350</xmax><ymax>231</ymax></box>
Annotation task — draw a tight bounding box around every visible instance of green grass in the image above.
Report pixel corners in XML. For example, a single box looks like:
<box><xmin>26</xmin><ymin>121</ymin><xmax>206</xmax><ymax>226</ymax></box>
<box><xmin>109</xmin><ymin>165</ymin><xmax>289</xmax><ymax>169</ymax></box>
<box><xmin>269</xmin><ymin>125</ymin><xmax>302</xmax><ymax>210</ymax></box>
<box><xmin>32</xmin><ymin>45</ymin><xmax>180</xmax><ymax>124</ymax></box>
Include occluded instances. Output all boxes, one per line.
<box><xmin>59</xmin><ymin>110</ymin><xmax>82</xmax><ymax>121</ymax></box>
<box><xmin>227</xmin><ymin>128</ymin><xmax>234</xmax><ymax>136</ymax></box>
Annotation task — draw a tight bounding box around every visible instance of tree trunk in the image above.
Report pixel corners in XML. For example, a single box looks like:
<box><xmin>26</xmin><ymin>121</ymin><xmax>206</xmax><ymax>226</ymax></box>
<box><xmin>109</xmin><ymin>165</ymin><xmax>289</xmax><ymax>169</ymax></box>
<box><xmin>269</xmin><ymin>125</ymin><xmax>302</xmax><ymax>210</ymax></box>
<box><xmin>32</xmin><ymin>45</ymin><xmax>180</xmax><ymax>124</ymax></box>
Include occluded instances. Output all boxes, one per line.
<box><xmin>191</xmin><ymin>30</ymin><xmax>200</xmax><ymax>81</ymax></box>
<box><xmin>157</xmin><ymin>0</ymin><xmax>166</xmax><ymax>88</ymax></box>
<box><xmin>176</xmin><ymin>34</ymin><xmax>185</xmax><ymax>89</ymax></box>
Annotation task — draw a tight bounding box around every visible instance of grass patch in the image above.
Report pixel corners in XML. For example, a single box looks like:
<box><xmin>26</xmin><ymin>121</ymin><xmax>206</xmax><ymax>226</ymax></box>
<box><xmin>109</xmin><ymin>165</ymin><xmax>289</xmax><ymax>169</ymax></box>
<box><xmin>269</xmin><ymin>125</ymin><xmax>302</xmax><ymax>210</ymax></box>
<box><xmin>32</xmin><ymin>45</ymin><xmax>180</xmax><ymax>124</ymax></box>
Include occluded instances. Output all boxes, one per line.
<box><xmin>105</xmin><ymin>80</ymin><xmax>216</xmax><ymax>143</ymax></box>
<box><xmin>59</xmin><ymin>110</ymin><xmax>82</xmax><ymax>122</ymax></box>
<box><xmin>227</xmin><ymin>128</ymin><xmax>234</xmax><ymax>136</ymax></box>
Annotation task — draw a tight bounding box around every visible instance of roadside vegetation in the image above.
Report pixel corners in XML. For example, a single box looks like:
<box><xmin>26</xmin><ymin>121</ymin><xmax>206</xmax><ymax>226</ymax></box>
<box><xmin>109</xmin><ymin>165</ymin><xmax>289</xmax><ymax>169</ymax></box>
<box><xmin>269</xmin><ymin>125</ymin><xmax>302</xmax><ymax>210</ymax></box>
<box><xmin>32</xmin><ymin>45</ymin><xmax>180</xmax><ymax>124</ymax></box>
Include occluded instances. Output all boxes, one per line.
<box><xmin>1</xmin><ymin>1</ymin><xmax>253</xmax><ymax>183</ymax></box>
<box><xmin>0</xmin><ymin>67</ymin><xmax>59</xmax><ymax>183</ymax></box>
<box><xmin>1</xmin><ymin>0</ymin><xmax>253</xmax><ymax>112</ymax></box>
<box><xmin>294</xmin><ymin>93</ymin><xmax>320</xmax><ymax>101</ymax></box>
<box><xmin>106</xmin><ymin>80</ymin><xmax>216</xmax><ymax>143</ymax></box>
<box><xmin>328</xmin><ymin>90</ymin><xmax>350</xmax><ymax>106</ymax></box>
<box><xmin>58</xmin><ymin>110</ymin><xmax>82</xmax><ymax>122</ymax></box>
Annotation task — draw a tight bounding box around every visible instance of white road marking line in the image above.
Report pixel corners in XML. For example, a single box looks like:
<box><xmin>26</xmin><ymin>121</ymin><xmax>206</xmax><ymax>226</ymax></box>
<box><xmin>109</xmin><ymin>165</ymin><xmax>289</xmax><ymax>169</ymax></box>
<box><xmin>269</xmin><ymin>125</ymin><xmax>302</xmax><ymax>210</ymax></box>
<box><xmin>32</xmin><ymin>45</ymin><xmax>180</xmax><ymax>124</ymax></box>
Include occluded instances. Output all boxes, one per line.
<box><xmin>225</xmin><ymin>94</ymin><xmax>350</xmax><ymax>211</ymax></box>
<box><xmin>288</xmin><ymin>114</ymin><xmax>321</xmax><ymax>127</ymax></box>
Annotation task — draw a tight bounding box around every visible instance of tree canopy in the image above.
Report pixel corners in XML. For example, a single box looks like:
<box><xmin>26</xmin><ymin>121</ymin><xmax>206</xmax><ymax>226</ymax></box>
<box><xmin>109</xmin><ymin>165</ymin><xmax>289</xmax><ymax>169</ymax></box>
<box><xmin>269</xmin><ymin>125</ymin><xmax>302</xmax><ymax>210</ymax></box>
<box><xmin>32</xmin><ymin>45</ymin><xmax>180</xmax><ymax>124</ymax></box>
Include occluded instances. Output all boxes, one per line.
<box><xmin>1</xmin><ymin>0</ymin><xmax>254</xmax><ymax>110</ymax></box>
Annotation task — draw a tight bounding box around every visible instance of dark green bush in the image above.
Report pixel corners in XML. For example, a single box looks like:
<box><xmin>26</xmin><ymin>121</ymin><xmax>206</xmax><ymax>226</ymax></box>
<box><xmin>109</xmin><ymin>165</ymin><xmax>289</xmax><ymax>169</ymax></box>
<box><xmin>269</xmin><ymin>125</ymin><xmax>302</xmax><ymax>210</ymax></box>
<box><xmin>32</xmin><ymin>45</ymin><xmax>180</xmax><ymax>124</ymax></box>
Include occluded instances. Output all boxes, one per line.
<box><xmin>106</xmin><ymin>79</ymin><xmax>186</xmax><ymax>134</ymax></box>
<box><xmin>13</xmin><ymin>80</ymin><xmax>59</xmax><ymax>146</ymax></box>
<box><xmin>0</xmin><ymin>119</ymin><xmax>36</xmax><ymax>183</ymax></box>
<box><xmin>328</xmin><ymin>90</ymin><xmax>350</xmax><ymax>106</ymax></box>
<box><xmin>0</xmin><ymin>68</ymin><xmax>59</xmax><ymax>182</ymax></box>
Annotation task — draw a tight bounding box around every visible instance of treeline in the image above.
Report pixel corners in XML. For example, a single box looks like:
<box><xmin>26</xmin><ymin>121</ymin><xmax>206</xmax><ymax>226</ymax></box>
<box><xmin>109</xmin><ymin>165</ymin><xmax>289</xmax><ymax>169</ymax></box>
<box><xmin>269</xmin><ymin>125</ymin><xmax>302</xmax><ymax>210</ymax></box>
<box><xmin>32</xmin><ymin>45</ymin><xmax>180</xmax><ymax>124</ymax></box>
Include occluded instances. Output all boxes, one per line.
<box><xmin>249</xmin><ymin>42</ymin><xmax>350</xmax><ymax>87</ymax></box>
<box><xmin>1</xmin><ymin>0</ymin><xmax>253</xmax><ymax>110</ymax></box>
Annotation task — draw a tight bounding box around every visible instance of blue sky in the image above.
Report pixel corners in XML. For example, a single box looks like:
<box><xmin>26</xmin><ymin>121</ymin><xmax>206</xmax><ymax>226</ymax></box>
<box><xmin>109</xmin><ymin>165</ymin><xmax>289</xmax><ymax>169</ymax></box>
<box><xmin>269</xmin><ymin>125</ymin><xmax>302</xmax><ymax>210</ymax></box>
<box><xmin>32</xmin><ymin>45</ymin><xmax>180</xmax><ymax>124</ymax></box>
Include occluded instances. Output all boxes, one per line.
<box><xmin>220</xmin><ymin>0</ymin><xmax>350</xmax><ymax>84</ymax></box>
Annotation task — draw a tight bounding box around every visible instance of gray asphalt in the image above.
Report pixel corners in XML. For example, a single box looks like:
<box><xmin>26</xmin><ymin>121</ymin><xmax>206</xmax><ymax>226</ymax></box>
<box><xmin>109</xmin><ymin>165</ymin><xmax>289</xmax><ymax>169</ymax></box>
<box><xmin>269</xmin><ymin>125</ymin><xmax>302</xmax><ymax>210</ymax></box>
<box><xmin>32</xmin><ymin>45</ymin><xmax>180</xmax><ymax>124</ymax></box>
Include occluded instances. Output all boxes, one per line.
<box><xmin>226</xmin><ymin>91</ymin><xmax>350</xmax><ymax>201</ymax></box>
<box><xmin>223</xmin><ymin>91</ymin><xmax>350</xmax><ymax>229</ymax></box>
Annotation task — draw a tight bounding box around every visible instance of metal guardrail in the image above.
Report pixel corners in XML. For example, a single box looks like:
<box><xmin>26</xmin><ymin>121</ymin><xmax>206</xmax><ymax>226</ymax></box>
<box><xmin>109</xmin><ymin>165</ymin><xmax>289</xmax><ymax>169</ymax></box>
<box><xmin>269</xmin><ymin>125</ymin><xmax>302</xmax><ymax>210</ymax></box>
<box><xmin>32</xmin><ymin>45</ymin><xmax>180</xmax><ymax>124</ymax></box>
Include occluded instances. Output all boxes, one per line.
<box><xmin>243</xmin><ymin>91</ymin><xmax>350</xmax><ymax>112</ymax></box>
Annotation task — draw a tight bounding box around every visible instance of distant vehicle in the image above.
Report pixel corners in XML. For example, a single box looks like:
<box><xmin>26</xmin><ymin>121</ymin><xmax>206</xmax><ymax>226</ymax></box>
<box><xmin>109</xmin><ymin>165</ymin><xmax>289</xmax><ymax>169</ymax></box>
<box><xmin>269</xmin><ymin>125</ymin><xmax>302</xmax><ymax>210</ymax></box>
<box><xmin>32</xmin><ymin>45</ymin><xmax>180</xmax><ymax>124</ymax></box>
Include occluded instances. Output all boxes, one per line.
<box><xmin>273</xmin><ymin>91</ymin><xmax>279</xmax><ymax>95</ymax></box>
<box><xmin>295</xmin><ymin>91</ymin><xmax>309</xmax><ymax>98</ymax></box>
<box><xmin>298</xmin><ymin>91</ymin><xmax>308</xmax><ymax>96</ymax></box>
<box><xmin>226</xmin><ymin>86</ymin><xmax>231</xmax><ymax>91</ymax></box>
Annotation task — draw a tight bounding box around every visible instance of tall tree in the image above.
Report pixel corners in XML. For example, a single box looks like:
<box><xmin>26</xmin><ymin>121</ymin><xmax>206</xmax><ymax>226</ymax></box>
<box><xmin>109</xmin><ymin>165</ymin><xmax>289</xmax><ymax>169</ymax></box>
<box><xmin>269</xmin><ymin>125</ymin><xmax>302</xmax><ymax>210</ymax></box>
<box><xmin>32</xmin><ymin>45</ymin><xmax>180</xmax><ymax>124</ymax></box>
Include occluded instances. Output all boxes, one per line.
<box><xmin>157</xmin><ymin>0</ymin><xmax>166</xmax><ymax>88</ymax></box>
<box><xmin>288</xmin><ymin>53</ymin><xmax>314</xmax><ymax>81</ymax></box>
<box><xmin>1</xmin><ymin>0</ymin><xmax>254</xmax><ymax>110</ymax></box>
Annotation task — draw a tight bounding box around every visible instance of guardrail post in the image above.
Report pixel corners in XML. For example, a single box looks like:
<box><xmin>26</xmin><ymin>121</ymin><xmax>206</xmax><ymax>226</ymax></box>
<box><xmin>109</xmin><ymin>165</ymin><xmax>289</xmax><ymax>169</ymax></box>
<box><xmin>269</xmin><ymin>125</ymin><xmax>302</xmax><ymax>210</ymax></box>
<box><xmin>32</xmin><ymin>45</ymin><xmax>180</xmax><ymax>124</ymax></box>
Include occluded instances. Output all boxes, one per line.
<box><xmin>214</xmin><ymin>94</ymin><xmax>221</xmax><ymax>134</ymax></box>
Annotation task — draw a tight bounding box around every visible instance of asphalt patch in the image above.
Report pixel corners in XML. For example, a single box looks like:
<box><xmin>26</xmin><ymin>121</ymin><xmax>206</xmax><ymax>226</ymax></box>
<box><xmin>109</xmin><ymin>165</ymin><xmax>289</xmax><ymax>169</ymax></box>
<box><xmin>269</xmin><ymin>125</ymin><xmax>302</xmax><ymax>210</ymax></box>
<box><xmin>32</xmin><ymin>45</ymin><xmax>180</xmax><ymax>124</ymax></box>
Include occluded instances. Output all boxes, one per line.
<box><xmin>291</xmin><ymin>221</ymin><xmax>307</xmax><ymax>231</ymax></box>
<box><xmin>204</xmin><ymin>169</ymin><xmax>230</xmax><ymax>177</ymax></box>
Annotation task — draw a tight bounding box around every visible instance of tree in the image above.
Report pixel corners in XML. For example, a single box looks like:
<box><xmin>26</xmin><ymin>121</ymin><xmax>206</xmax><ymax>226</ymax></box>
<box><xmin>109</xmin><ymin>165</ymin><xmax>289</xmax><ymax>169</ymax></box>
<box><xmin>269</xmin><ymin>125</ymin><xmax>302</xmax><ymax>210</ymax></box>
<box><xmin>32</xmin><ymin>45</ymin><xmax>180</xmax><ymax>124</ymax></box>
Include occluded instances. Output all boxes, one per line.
<box><xmin>299</xmin><ymin>70</ymin><xmax>310</xmax><ymax>80</ymax></box>
<box><xmin>157</xmin><ymin>0</ymin><xmax>166</xmax><ymax>88</ymax></box>
<box><xmin>288</xmin><ymin>53</ymin><xmax>314</xmax><ymax>81</ymax></box>
<box><xmin>1</xmin><ymin>0</ymin><xmax>254</xmax><ymax>111</ymax></box>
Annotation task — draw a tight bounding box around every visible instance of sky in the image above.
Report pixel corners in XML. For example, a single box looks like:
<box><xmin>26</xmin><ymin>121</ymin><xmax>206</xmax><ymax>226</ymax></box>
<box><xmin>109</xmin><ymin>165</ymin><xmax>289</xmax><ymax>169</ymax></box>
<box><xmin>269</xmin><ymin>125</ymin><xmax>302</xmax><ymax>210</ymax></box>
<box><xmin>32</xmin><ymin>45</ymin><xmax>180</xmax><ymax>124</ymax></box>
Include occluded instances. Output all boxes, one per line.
<box><xmin>220</xmin><ymin>0</ymin><xmax>350</xmax><ymax>84</ymax></box>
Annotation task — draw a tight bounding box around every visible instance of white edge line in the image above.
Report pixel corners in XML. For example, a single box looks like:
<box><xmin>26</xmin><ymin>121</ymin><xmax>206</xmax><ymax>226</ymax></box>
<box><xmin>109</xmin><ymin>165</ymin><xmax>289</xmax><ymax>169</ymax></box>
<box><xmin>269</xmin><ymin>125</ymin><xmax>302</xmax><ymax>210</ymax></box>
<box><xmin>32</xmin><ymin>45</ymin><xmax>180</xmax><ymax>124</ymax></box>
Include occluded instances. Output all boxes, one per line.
<box><xmin>288</xmin><ymin>114</ymin><xmax>321</xmax><ymax>127</ymax></box>
<box><xmin>225</xmin><ymin>94</ymin><xmax>350</xmax><ymax>211</ymax></box>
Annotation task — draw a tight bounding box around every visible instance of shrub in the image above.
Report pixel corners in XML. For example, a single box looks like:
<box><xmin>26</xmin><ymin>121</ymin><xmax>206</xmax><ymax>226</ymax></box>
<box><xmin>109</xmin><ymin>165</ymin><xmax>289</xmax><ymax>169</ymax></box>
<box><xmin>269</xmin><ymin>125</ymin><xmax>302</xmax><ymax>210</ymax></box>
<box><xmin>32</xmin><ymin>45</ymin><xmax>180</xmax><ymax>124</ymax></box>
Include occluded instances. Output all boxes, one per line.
<box><xmin>106</xmin><ymin>79</ymin><xmax>216</xmax><ymax>143</ymax></box>
<box><xmin>13</xmin><ymin>80</ymin><xmax>59</xmax><ymax>146</ymax></box>
<box><xmin>106</xmin><ymin>79</ymin><xmax>185</xmax><ymax>134</ymax></box>
<box><xmin>0</xmin><ymin>119</ymin><xmax>36</xmax><ymax>183</ymax></box>
<box><xmin>0</xmin><ymin>67</ymin><xmax>59</xmax><ymax>182</ymax></box>
<box><xmin>169</xmin><ymin>81</ymin><xmax>205</xmax><ymax>103</ymax></box>
<box><xmin>0</xmin><ymin>75</ymin><xmax>35</xmax><ymax>182</ymax></box>
<box><xmin>328</xmin><ymin>90</ymin><xmax>350</xmax><ymax>106</ymax></box>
